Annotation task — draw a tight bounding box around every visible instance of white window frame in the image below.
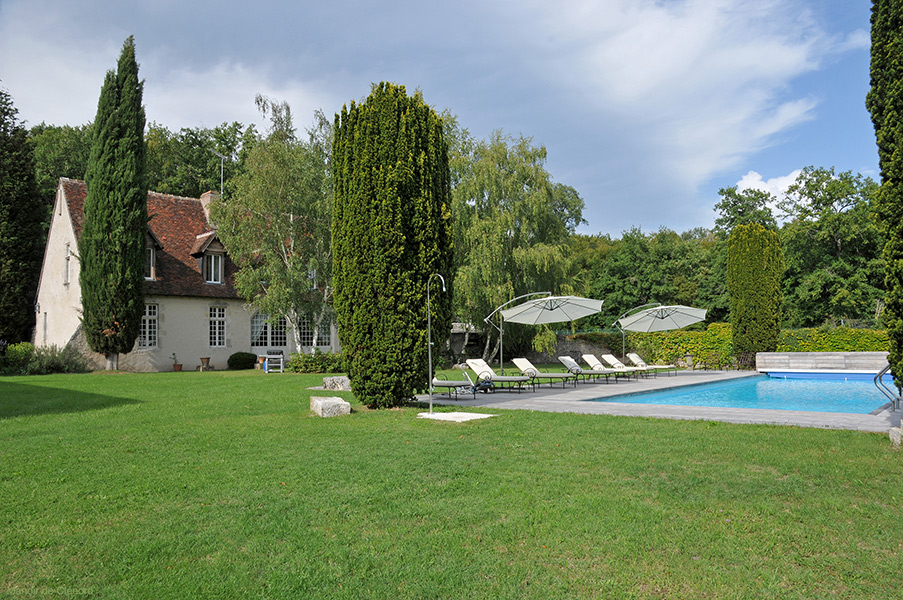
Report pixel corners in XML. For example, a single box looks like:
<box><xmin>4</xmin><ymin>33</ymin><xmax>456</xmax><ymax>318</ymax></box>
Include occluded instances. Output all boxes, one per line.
<box><xmin>209</xmin><ymin>306</ymin><xmax>226</xmax><ymax>347</ymax></box>
<box><xmin>204</xmin><ymin>253</ymin><xmax>223</xmax><ymax>284</ymax></box>
<box><xmin>64</xmin><ymin>243</ymin><xmax>71</xmax><ymax>285</ymax></box>
<box><xmin>298</xmin><ymin>315</ymin><xmax>332</xmax><ymax>348</ymax></box>
<box><xmin>251</xmin><ymin>313</ymin><xmax>287</xmax><ymax>347</ymax></box>
<box><xmin>145</xmin><ymin>247</ymin><xmax>156</xmax><ymax>280</ymax></box>
<box><xmin>138</xmin><ymin>303</ymin><xmax>158</xmax><ymax>348</ymax></box>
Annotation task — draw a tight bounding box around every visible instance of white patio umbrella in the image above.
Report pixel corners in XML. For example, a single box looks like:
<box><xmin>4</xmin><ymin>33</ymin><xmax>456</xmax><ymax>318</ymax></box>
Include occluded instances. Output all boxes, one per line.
<box><xmin>618</xmin><ymin>305</ymin><xmax>707</xmax><ymax>333</ymax></box>
<box><xmin>501</xmin><ymin>295</ymin><xmax>604</xmax><ymax>325</ymax></box>
<box><xmin>615</xmin><ymin>304</ymin><xmax>707</xmax><ymax>356</ymax></box>
<box><xmin>485</xmin><ymin>294</ymin><xmax>603</xmax><ymax>373</ymax></box>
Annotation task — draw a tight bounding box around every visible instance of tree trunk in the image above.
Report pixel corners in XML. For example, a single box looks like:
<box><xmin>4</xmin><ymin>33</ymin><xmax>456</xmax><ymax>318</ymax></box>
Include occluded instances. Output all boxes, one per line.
<box><xmin>105</xmin><ymin>352</ymin><xmax>119</xmax><ymax>371</ymax></box>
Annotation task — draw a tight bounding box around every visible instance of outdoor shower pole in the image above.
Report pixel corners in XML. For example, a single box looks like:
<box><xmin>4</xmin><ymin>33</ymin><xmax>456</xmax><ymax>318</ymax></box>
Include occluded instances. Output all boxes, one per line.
<box><xmin>427</xmin><ymin>273</ymin><xmax>446</xmax><ymax>413</ymax></box>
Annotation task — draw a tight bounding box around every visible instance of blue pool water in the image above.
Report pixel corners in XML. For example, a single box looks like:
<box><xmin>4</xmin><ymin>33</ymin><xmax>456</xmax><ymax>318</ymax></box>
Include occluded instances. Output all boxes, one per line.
<box><xmin>591</xmin><ymin>374</ymin><xmax>892</xmax><ymax>414</ymax></box>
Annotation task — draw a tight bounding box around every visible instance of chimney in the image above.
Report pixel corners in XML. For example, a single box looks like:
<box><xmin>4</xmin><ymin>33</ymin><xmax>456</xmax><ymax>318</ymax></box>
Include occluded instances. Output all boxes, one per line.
<box><xmin>200</xmin><ymin>190</ymin><xmax>220</xmax><ymax>224</ymax></box>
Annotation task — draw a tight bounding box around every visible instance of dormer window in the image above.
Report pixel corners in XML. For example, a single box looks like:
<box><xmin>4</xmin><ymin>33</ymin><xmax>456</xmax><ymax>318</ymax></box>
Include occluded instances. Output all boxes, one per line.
<box><xmin>203</xmin><ymin>253</ymin><xmax>223</xmax><ymax>284</ymax></box>
<box><xmin>145</xmin><ymin>247</ymin><xmax>156</xmax><ymax>280</ymax></box>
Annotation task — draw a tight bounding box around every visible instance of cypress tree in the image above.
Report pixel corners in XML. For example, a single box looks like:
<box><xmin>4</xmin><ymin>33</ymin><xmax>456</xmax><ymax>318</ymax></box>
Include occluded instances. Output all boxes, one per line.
<box><xmin>727</xmin><ymin>223</ymin><xmax>784</xmax><ymax>365</ymax></box>
<box><xmin>79</xmin><ymin>36</ymin><xmax>147</xmax><ymax>370</ymax></box>
<box><xmin>0</xmin><ymin>88</ymin><xmax>43</xmax><ymax>343</ymax></box>
<box><xmin>332</xmin><ymin>83</ymin><xmax>453</xmax><ymax>408</ymax></box>
<box><xmin>867</xmin><ymin>0</ymin><xmax>903</xmax><ymax>384</ymax></box>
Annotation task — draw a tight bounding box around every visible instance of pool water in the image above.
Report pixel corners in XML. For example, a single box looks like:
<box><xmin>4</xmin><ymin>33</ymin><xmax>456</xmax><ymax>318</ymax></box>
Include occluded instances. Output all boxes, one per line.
<box><xmin>590</xmin><ymin>374</ymin><xmax>892</xmax><ymax>414</ymax></box>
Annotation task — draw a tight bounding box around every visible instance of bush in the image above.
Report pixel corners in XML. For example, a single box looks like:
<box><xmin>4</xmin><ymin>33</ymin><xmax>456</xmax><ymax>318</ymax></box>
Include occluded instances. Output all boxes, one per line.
<box><xmin>287</xmin><ymin>351</ymin><xmax>345</xmax><ymax>374</ymax></box>
<box><xmin>6</xmin><ymin>342</ymin><xmax>34</xmax><ymax>372</ymax></box>
<box><xmin>24</xmin><ymin>345</ymin><xmax>90</xmax><ymax>375</ymax></box>
<box><xmin>228</xmin><ymin>352</ymin><xmax>258</xmax><ymax>370</ymax></box>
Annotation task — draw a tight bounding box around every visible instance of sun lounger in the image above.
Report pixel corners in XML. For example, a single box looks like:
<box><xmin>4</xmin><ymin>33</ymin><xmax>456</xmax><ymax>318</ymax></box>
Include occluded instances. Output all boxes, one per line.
<box><xmin>431</xmin><ymin>365</ymin><xmax>482</xmax><ymax>399</ymax></box>
<box><xmin>557</xmin><ymin>355</ymin><xmax>616</xmax><ymax>383</ymax></box>
<box><xmin>582</xmin><ymin>354</ymin><xmax>637</xmax><ymax>380</ymax></box>
<box><xmin>600</xmin><ymin>353</ymin><xmax>648</xmax><ymax>377</ymax></box>
<box><xmin>512</xmin><ymin>358</ymin><xmax>576</xmax><ymax>388</ymax></box>
<box><xmin>626</xmin><ymin>353</ymin><xmax>676</xmax><ymax>376</ymax></box>
<box><xmin>465</xmin><ymin>358</ymin><xmax>531</xmax><ymax>392</ymax></box>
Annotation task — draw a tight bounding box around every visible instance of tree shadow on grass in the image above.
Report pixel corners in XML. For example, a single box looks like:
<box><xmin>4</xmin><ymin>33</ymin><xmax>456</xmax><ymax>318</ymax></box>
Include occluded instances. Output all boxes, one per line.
<box><xmin>0</xmin><ymin>381</ymin><xmax>141</xmax><ymax>419</ymax></box>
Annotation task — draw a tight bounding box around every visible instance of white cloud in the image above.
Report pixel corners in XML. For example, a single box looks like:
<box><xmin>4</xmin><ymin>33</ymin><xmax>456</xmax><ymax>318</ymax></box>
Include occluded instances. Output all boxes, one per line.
<box><xmin>519</xmin><ymin>0</ymin><xmax>843</xmax><ymax>188</ymax></box>
<box><xmin>736</xmin><ymin>169</ymin><xmax>801</xmax><ymax>198</ymax></box>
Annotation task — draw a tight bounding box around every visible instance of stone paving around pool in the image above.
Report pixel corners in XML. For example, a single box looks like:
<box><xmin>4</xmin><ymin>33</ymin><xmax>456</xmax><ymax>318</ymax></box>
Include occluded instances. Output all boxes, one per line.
<box><xmin>418</xmin><ymin>370</ymin><xmax>902</xmax><ymax>433</ymax></box>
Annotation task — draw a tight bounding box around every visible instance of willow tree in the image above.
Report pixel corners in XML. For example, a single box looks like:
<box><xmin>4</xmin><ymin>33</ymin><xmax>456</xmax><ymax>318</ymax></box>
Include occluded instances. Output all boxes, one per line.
<box><xmin>867</xmin><ymin>0</ymin><xmax>903</xmax><ymax>384</ymax></box>
<box><xmin>79</xmin><ymin>36</ymin><xmax>147</xmax><ymax>370</ymax></box>
<box><xmin>727</xmin><ymin>223</ymin><xmax>784</xmax><ymax>366</ymax></box>
<box><xmin>332</xmin><ymin>83</ymin><xmax>453</xmax><ymax>408</ymax></box>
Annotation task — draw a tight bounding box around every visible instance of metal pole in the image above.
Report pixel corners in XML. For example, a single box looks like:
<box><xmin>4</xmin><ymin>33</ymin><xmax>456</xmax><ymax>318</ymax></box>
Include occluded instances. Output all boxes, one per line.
<box><xmin>208</xmin><ymin>149</ymin><xmax>229</xmax><ymax>198</ymax></box>
<box><xmin>427</xmin><ymin>273</ymin><xmax>446</xmax><ymax>413</ymax></box>
<box><xmin>484</xmin><ymin>291</ymin><xmax>551</xmax><ymax>375</ymax></box>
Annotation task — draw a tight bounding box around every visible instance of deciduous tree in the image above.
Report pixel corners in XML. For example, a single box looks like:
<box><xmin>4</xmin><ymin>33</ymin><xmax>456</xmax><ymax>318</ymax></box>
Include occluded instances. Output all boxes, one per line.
<box><xmin>211</xmin><ymin>98</ymin><xmax>333</xmax><ymax>354</ymax></box>
<box><xmin>449</xmin><ymin>126</ymin><xmax>584</xmax><ymax>359</ymax></box>
<box><xmin>332</xmin><ymin>83</ymin><xmax>453</xmax><ymax>408</ymax></box>
<box><xmin>777</xmin><ymin>166</ymin><xmax>883</xmax><ymax>327</ymax></box>
<box><xmin>79</xmin><ymin>36</ymin><xmax>147</xmax><ymax>370</ymax></box>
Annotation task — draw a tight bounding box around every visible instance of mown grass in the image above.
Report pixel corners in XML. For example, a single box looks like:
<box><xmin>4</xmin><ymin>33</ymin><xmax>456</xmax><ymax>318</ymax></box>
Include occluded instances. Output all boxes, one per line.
<box><xmin>1</xmin><ymin>370</ymin><xmax>901</xmax><ymax>599</ymax></box>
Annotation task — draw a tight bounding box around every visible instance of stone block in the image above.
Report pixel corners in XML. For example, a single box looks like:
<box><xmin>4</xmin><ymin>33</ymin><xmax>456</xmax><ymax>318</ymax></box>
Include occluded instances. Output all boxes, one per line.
<box><xmin>311</xmin><ymin>396</ymin><xmax>350</xmax><ymax>418</ymax></box>
<box><xmin>890</xmin><ymin>427</ymin><xmax>901</xmax><ymax>449</ymax></box>
<box><xmin>323</xmin><ymin>376</ymin><xmax>352</xmax><ymax>391</ymax></box>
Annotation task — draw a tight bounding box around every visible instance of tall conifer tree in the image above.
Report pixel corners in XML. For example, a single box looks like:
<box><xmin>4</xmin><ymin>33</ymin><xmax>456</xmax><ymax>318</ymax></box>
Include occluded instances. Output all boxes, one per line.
<box><xmin>79</xmin><ymin>36</ymin><xmax>147</xmax><ymax>370</ymax></box>
<box><xmin>332</xmin><ymin>83</ymin><xmax>453</xmax><ymax>408</ymax></box>
<box><xmin>867</xmin><ymin>0</ymin><xmax>903</xmax><ymax>384</ymax></box>
<box><xmin>0</xmin><ymin>88</ymin><xmax>43</xmax><ymax>343</ymax></box>
<box><xmin>727</xmin><ymin>223</ymin><xmax>784</xmax><ymax>365</ymax></box>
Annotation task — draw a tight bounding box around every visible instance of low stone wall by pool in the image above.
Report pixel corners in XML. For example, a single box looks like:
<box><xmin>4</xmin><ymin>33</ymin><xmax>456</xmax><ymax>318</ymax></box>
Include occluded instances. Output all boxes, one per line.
<box><xmin>756</xmin><ymin>351</ymin><xmax>889</xmax><ymax>373</ymax></box>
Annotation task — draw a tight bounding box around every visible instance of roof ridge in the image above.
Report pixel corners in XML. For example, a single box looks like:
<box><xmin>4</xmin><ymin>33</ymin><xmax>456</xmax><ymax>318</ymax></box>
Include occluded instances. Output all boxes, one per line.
<box><xmin>61</xmin><ymin>178</ymin><xmax>203</xmax><ymax>203</ymax></box>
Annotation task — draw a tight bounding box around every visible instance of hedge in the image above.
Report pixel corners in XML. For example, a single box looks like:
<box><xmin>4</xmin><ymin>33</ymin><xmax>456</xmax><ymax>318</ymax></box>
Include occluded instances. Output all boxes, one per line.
<box><xmin>573</xmin><ymin>325</ymin><xmax>889</xmax><ymax>369</ymax></box>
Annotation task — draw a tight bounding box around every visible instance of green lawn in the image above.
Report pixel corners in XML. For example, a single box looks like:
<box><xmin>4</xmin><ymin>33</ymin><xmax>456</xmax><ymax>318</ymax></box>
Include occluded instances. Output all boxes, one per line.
<box><xmin>1</xmin><ymin>370</ymin><xmax>900</xmax><ymax>599</ymax></box>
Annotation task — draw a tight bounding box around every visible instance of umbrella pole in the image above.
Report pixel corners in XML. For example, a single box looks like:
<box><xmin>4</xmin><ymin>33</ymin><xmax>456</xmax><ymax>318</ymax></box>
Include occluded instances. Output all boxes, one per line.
<box><xmin>499</xmin><ymin>315</ymin><xmax>504</xmax><ymax>375</ymax></box>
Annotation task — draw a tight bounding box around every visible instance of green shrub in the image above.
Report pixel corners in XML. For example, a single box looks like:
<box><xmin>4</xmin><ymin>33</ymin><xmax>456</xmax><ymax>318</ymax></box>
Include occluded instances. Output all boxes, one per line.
<box><xmin>24</xmin><ymin>345</ymin><xmax>90</xmax><ymax>375</ymax></box>
<box><xmin>286</xmin><ymin>351</ymin><xmax>345</xmax><ymax>374</ymax></box>
<box><xmin>778</xmin><ymin>327</ymin><xmax>889</xmax><ymax>352</ymax></box>
<box><xmin>6</xmin><ymin>342</ymin><xmax>34</xmax><ymax>372</ymax></box>
<box><xmin>228</xmin><ymin>352</ymin><xmax>258</xmax><ymax>370</ymax></box>
<box><xmin>577</xmin><ymin>325</ymin><xmax>891</xmax><ymax>369</ymax></box>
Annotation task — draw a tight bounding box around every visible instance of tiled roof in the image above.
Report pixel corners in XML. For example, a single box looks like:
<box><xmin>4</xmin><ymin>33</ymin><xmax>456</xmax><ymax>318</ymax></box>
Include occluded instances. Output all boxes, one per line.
<box><xmin>60</xmin><ymin>178</ymin><xmax>240</xmax><ymax>299</ymax></box>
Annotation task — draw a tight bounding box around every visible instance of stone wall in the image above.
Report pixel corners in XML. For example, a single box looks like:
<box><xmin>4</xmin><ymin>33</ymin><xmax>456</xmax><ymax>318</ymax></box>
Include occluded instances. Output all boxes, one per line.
<box><xmin>756</xmin><ymin>351</ymin><xmax>889</xmax><ymax>372</ymax></box>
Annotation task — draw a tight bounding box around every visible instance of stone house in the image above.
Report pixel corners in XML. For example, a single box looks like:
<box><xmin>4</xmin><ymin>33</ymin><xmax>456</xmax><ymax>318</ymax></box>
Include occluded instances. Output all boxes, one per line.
<box><xmin>33</xmin><ymin>178</ymin><xmax>337</xmax><ymax>371</ymax></box>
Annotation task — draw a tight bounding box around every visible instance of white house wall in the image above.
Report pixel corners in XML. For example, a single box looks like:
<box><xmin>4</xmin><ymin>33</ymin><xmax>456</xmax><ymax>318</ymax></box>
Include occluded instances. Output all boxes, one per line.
<box><xmin>34</xmin><ymin>187</ymin><xmax>82</xmax><ymax>348</ymax></box>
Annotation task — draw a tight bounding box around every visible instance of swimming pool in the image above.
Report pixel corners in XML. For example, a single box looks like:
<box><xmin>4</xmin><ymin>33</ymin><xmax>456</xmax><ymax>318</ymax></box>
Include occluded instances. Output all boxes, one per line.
<box><xmin>590</xmin><ymin>374</ymin><xmax>892</xmax><ymax>414</ymax></box>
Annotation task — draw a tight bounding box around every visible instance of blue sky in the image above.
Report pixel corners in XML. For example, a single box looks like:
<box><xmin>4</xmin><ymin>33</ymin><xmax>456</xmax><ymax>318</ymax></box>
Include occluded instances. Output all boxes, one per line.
<box><xmin>0</xmin><ymin>0</ymin><xmax>877</xmax><ymax>236</ymax></box>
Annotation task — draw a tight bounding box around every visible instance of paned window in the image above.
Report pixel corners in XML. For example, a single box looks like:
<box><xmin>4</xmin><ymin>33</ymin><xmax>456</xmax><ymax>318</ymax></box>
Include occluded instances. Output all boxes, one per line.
<box><xmin>250</xmin><ymin>313</ymin><xmax>288</xmax><ymax>347</ymax></box>
<box><xmin>209</xmin><ymin>306</ymin><xmax>226</xmax><ymax>347</ymax></box>
<box><xmin>298</xmin><ymin>316</ymin><xmax>332</xmax><ymax>347</ymax></box>
<box><xmin>204</xmin><ymin>253</ymin><xmax>223</xmax><ymax>284</ymax></box>
<box><xmin>138</xmin><ymin>304</ymin><xmax>158</xmax><ymax>348</ymax></box>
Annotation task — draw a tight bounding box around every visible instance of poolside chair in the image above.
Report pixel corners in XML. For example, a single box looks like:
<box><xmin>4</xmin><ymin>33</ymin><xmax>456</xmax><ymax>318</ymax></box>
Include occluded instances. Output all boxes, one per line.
<box><xmin>582</xmin><ymin>354</ymin><xmax>637</xmax><ymax>380</ymax></box>
<box><xmin>626</xmin><ymin>352</ymin><xmax>676</xmax><ymax>376</ymax></box>
<box><xmin>512</xmin><ymin>358</ymin><xmax>576</xmax><ymax>389</ymax></box>
<box><xmin>600</xmin><ymin>353</ymin><xmax>648</xmax><ymax>377</ymax></box>
<box><xmin>465</xmin><ymin>358</ymin><xmax>531</xmax><ymax>392</ymax></box>
<box><xmin>431</xmin><ymin>364</ymin><xmax>492</xmax><ymax>399</ymax></box>
<box><xmin>557</xmin><ymin>355</ymin><xmax>617</xmax><ymax>383</ymax></box>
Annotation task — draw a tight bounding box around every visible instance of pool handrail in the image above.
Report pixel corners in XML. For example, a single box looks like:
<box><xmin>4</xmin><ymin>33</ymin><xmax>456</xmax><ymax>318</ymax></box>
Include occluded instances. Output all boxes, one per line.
<box><xmin>873</xmin><ymin>363</ymin><xmax>899</xmax><ymax>412</ymax></box>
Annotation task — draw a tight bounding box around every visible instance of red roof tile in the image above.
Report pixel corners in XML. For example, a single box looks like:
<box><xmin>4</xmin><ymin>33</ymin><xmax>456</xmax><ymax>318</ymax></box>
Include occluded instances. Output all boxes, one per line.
<box><xmin>60</xmin><ymin>178</ymin><xmax>240</xmax><ymax>299</ymax></box>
